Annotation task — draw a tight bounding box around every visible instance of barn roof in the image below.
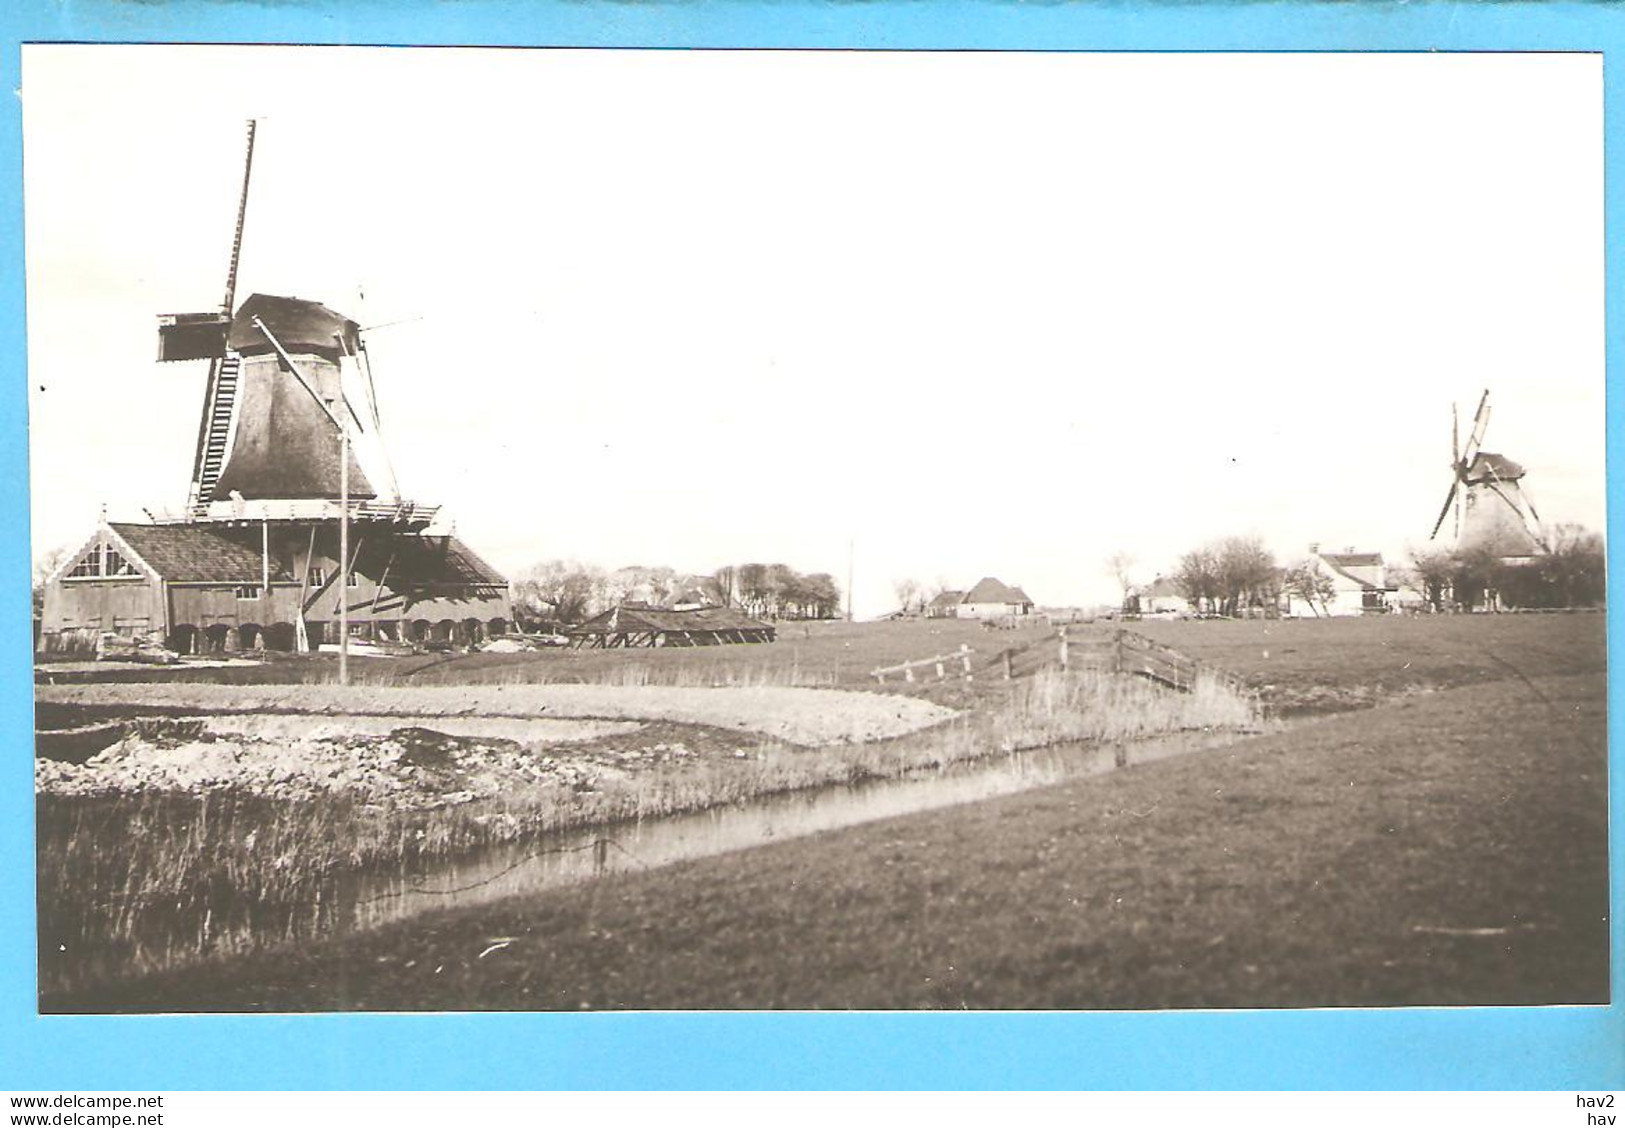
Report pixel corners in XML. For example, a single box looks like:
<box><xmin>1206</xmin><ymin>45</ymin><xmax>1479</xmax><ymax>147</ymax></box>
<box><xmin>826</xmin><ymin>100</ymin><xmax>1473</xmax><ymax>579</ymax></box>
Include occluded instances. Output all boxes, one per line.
<box><xmin>109</xmin><ymin>522</ymin><xmax>292</xmax><ymax>583</ymax></box>
<box><xmin>373</xmin><ymin>535</ymin><xmax>507</xmax><ymax>587</ymax></box>
<box><xmin>1143</xmin><ymin>575</ymin><xmax>1183</xmax><ymax>599</ymax></box>
<box><xmin>1316</xmin><ymin>551</ymin><xmax>1389</xmax><ymax>591</ymax></box>
<box><xmin>928</xmin><ymin>590</ymin><xmax>965</xmax><ymax>608</ymax></box>
<box><xmin>104</xmin><ymin>524</ymin><xmax>506</xmax><ymax>587</ymax></box>
<box><xmin>573</xmin><ymin>605</ymin><xmax>772</xmax><ymax>635</ymax></box>
<box><xmin>962</xmin><ymin>577</ymin><xmax>1033</xmax><ymax>605</ymax></box>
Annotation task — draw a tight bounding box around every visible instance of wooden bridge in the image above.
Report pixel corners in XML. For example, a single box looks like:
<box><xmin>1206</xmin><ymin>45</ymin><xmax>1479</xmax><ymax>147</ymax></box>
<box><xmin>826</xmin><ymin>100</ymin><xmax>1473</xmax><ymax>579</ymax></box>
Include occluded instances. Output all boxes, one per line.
<box><xmin>873</xmin><ymin>627</ymin><xmax>1247</xmax><ymax>696</ymax></box>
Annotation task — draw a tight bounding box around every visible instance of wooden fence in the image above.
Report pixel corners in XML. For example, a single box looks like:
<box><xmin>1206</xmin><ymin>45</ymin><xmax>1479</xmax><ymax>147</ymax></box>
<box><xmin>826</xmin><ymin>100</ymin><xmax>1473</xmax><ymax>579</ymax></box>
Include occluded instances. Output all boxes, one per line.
<box><xmin>869</xmin><ymin>628</ymin><xmax>1247</xmax><ymax>696</ymax></box>
<box><xmin>871</xmin><ymin>644</ymin><xmax>976</xmax><ymax>684</ymax></box>
<box><xmin>978</xmin><ymin>628</ymin><xmax>1246</xmax><ymax>695</ymax></box>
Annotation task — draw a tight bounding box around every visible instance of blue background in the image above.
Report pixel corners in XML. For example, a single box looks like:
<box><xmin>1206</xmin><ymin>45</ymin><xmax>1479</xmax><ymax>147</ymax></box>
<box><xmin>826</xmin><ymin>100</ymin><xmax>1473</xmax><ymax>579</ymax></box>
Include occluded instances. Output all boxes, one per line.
<box><xmin>1</xmin><ymin>0</ymin><xmax>1620</xmax><ymax>1090</ymax></box>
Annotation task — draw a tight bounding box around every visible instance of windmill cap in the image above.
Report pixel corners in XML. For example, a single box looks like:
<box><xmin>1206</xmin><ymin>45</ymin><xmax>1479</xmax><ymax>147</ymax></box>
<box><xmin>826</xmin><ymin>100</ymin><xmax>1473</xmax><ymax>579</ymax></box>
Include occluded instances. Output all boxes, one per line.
<box><xmin>1465</xmin><ymin>451</ymin><xmax>1525</xmax><ymax>481</ymax></box>
<box><xmin>228</xmin><ymin>293</ymin><xmax>360</xmax><ymax>360</ymax></box>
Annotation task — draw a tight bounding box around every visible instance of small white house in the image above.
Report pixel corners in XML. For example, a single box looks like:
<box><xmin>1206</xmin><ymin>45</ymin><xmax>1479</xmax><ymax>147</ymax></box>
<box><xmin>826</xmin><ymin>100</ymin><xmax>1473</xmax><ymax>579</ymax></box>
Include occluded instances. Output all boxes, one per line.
<box><xmin>957</xmin><ymin>577</ymin><xmax>1035</xmax><ymax>619</ymax></box>
<box><xmin>1284</xmin><ymin>546</ymin><xmax>1395</xmax><ymax>617</ymax></box>
<box><xmin>1136</xmin><ymin>575</ymin><xmax>1192</xmax><ymax>616</ymax></box>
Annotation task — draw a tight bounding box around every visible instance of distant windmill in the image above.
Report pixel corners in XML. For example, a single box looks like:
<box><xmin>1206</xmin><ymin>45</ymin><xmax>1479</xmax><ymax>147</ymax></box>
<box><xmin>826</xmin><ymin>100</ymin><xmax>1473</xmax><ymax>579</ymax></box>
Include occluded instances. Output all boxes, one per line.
<box><xmin>1428</xmin><ymin>390</ymin><xmax>1548</xmax><ymax>557</ymax></box>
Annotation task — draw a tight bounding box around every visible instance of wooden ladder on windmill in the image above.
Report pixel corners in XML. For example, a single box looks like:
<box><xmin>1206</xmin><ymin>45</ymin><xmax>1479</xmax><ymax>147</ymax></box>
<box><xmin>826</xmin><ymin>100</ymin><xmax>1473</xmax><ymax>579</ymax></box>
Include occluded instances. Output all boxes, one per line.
<box><xmin>188</xmin><ymin>354</ymin><xmax>241</xmax><ymax>512</ymax></box>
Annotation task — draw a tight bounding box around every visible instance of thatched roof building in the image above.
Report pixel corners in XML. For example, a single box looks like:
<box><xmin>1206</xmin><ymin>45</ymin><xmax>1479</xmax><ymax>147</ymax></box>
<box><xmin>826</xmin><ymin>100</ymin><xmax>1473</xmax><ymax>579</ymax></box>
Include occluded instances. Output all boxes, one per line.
<box><xmin>569</xmin><ymin>605</ymin><xmax>775</xmax><ymax>648</ymax></box>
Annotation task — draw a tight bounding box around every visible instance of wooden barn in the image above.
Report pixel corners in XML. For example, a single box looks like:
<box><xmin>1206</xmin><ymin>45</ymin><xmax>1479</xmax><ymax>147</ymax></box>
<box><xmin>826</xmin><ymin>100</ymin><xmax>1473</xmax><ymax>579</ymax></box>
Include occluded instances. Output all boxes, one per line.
<box><xmin>569</xmin><ymin>606</ymin><xmax>776</xmax><ymax>648</ymax></box>
<box><xmin>38</xmin><ymin>518</ymin><xmax>511</xmax><ymax>655</ymax></box>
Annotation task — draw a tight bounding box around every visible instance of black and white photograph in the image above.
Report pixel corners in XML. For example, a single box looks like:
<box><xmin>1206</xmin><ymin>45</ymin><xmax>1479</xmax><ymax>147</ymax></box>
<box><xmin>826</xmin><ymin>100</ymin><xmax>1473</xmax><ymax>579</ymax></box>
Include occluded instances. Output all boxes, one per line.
<box><xmin>25</xmin><ymin>45</ymin><xmax>1608</xmax><ymax>1014</ymax></box>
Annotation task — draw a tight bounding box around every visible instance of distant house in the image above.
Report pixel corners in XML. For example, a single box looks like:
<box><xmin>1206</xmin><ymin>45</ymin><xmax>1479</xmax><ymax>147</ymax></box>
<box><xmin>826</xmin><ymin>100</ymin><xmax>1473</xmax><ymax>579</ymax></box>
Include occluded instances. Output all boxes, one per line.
<box><xmin>1283</xmin><ymin>546</ymin><xmax>1396</xmax><ymax>617</ymax></box>
<box><xmin>957</xmin><ymin>577</ymin><xmax>1035</xmax><ymax>620</ymax></box>
<box><xmin>670</xmin><ymin>586</ymin><xmax>715</xmax><ymax>612</ymax></box>
<box><xmin>1136</xmin><ymin>575</ymin><xmax>1192</xmax><ymax>616</ymax></box>
<box><xmin>926</xmin><ymin>590</ymin><xmax>964</xmax><ymax>619</ymax></box>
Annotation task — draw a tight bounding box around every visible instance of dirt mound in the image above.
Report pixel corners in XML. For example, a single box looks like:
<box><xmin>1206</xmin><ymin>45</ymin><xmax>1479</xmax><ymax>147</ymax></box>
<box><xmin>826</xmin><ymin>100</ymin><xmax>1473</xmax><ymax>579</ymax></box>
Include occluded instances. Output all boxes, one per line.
<box><xmin>34</xmin><ymin>723</ymin><xmax>740</xmax><ymax>810</ymax></box>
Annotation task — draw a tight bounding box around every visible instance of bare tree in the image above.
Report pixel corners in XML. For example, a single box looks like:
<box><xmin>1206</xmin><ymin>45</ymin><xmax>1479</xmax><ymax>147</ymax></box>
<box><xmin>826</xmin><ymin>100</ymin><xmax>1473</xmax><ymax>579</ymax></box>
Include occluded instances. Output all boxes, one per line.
<box><xmin>1174</xmin><ymin>547</ymin><xmax>1221</xmax><ymax>614</ymax></box>
<box><xmin>1406</xmin><ymin>548</ymin><xmax>1456</xmax><ymax>613</ymax></box>
<box><xmin>515</xmin><ymin>559</ymin><xmax>603</xmax><ymax>624</ymax></box>
<box><xmin>1215</xmin><ymin>535</ymin><xmax>1277</xmax><ymax>616</ymax></box>
<box><xmin>893</xmin><ymin>577</ymin><xmax>921</xmax><ymax>616</ymax></box>
<box><xmin>708</xmin><ymin>565</ymin><xmax>737</xmax><ymax>608</ymax></box>
<box><xmin>1282</xmin><ymin>558</ymin><xmax>1336</xmax><ymax>617</ymax></box>
<box><xmin>1105</xmin><ymin>551</ymin><xmax>1136</xmax><ymax>611</ymax></box>
<box><xmin>32</xmin><ymin>543</ymin><xmax>72</xmax><ymax>616</ymax></box>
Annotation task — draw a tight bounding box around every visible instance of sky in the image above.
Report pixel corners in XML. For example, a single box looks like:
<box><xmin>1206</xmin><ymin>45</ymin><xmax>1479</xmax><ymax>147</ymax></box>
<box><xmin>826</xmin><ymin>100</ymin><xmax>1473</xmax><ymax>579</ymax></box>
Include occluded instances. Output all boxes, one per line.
<box><xmin>22</xmin><ymin>47</ymin><xmax>1606</xmax><ymax>616</ymax></box>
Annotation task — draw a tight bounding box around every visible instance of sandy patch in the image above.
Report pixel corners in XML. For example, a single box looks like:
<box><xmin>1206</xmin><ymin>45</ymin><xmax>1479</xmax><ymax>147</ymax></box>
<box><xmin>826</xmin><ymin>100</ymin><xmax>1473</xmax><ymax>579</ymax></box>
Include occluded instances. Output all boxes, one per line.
<box><xmin>37</xmin><ymin>683</ymin><xmax>956</xmax><ymax>746</ymax></box>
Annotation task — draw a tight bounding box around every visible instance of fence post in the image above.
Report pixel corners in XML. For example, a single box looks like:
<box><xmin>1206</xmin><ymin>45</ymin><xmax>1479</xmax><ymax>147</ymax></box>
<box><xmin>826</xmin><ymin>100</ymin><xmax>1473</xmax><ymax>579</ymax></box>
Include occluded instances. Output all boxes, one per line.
<box><xmin>1058</xmin><ymin>626</ymin><xmax>1069</xmax><ymax>671</ymax></box>
<box><xmin>1113</xmin><ymin>628</ymin><xmax>1124</xmax><ymax>675</ymax></box>
<box><xmin>1002</xmin><ymin>649</ymin><xmax>1013</xmax><ymax>680</ymax></box>
<box><xmin>935</xmin><ymin>659</ymin><xmax>946</xmax><ymax>681</ymax></box>
<box><xmin>960</xmin><ymin>643</ymin><xmax>972</xmax><ymax>679</ymax></box>
<box><xmin>905</xmin><ymin>665</ymin><xmax>915</xmax><ymax>684</ymax></box>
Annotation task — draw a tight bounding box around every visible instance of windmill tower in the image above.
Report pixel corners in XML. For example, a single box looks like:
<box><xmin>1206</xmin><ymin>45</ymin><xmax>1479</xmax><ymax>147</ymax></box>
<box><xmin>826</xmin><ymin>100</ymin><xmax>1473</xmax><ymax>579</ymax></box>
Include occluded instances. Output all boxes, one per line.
<box><xmin>155</xmin><ymin>121</ymin><xmax>413</xmax><ymax>525</ymax></box>
<box><xmin>1428</xmin><ymin>390</ymin><xmax>1548</xmax><ymax>559</ymax></box>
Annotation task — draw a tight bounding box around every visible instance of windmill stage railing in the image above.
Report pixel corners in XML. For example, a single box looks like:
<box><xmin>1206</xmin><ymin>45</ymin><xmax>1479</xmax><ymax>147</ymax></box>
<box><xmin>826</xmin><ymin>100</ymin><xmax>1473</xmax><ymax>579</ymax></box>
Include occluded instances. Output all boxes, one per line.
<box><xmin>150</xmin><ymin>498</ymin><xmax>441</xmax><ymax>528</ymax></box>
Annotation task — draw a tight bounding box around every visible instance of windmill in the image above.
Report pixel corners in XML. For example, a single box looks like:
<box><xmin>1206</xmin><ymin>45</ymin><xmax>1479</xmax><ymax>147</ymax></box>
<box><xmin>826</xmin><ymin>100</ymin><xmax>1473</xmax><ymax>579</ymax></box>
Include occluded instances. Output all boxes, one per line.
<box><xmin>1428</xmin><ymin>390</ymin><xmax>1548</xmax><ymax>558</ymax></box>
<box><xmin>153</xmin><ymin>120</ymin><xmax>437</xmax><ymax>678</ymax></box>
<box><xmin>36</xmin><ymin>121</ymin><xmax>512</xmax><ymax>665</ymax></box>
<box><xmin>155</xmin><ymin>120</ymin><xmax>405</xmax><ymax>518</ymax></box>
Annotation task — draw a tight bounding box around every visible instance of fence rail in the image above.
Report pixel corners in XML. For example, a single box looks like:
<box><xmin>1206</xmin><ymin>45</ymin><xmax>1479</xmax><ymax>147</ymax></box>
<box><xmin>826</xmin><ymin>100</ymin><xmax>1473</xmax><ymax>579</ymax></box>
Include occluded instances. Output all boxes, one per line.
<box><xmin>871</xmin><ymin>644</ymin><xmax>975</xmax><ymax>684</ymax></box>
<box><xmin>870</xmin><ymin>628</ymin><xmax>1247</xmax><ymax>696</ymax></box>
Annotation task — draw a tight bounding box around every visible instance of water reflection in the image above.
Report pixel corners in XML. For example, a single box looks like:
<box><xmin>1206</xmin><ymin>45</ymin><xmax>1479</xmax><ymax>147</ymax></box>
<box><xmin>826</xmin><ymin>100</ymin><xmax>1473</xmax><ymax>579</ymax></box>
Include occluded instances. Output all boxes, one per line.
<box><xmin>343</xmin><ymin>728</ymin><xmax>1233</xmax><ymax>932</ymax></box>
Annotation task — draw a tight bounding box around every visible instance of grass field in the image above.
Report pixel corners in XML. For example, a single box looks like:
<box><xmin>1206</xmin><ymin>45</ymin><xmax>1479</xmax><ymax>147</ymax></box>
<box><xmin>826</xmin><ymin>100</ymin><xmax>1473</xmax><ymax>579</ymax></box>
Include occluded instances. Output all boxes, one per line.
<box><xmin>53</xmin><ymin>664</ymin><xmax>1606</xmax><ymax>1012</ymax></box>
<box><xmin>38</xmin><ymin>612</ymin><xmax>1604</xmax><ymax>715</ymax></box>
<box><xmin>35</xmin><ymin>612</ymin><xmax>1609</xmax><ymax>1010</ymax></box>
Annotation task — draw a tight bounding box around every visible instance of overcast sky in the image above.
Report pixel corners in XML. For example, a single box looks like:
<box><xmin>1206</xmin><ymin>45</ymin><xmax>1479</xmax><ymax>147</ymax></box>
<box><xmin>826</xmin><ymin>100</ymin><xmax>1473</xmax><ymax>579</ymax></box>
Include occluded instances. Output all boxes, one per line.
<box><xmin>23</xmin><ymin>47</ymin><xmax>1605</xmax><ymax>615</ymax></box>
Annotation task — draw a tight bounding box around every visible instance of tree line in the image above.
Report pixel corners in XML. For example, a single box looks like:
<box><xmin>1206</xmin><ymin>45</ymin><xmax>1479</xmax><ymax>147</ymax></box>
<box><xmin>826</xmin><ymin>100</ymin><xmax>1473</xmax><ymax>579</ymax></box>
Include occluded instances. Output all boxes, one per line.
<box><xmin>1113</xmin><ymin>523</ymin><xmax>1605</xmax><ymax>617</ymax></box>
<box><xmin>512</xmin><ymin>560</ymin><xmax>842</xmax><ymax>626</ymax></box>
<box><xmin>1406</xmin><ymin>524</ymin><xmax>1605</xmax><ymax>612</ymax></box>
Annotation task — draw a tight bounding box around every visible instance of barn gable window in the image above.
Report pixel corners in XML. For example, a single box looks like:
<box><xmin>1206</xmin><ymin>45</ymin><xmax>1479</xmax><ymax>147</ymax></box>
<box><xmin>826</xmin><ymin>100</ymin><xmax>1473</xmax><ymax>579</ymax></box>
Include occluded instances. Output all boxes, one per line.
<box><xmin>64</xmin><ymin>541</ymin><xmax>141</xmax><ymax>580</ymax></box>
<box><xmin>236</xmin><ymin>585</ymin><xmax>262</xmax><ymax>600</ymax></box>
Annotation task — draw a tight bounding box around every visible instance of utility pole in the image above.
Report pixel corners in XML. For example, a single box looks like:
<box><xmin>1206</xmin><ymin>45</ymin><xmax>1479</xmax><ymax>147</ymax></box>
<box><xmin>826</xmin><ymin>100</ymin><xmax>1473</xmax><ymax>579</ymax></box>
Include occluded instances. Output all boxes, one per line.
<box><xmin>846</xmin><ymin>538</ymin><xmax>854</xmax><ymax>622</ymax></box>
<box><xmin>338</xmin><ymin>402</ymin><xmax>349</xmax><ymax>686</ymax></box>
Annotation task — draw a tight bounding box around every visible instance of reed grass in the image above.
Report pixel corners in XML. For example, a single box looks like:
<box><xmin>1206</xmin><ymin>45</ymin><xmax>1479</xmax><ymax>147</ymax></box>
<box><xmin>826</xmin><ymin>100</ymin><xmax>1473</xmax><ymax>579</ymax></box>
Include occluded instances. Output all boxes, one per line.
<box><xmin>37</xmin><ymin>668</ymin><xmax>1262</xmax><ymax>995</ymax></box>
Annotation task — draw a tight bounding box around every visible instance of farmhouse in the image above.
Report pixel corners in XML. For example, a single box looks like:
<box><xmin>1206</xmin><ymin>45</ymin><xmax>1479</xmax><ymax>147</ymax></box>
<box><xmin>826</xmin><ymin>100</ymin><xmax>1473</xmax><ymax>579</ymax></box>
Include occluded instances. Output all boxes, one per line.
<box><xmin>38</xmin><ymin>517</ymin><xmax>511</xmax><ymax>654</ymax></box>
<box><xmin>926</xmin><ymin>590</ymin><xmax>964</xmax><ymax>619</ymax></box>
<box><xmin>569</xmin><ymin>605</ymin><xmax>776</xmax><ymax>648</ymax></box>
<box><xmin>956</xmin><ymin>577</ymin><xmax>1035</xmax><ymax>620</ymax></box>
<box><xmin>1283</xmin><ymin>546</ymin><xmax>1396</xmax><ymax>618</ymax></box>
<box><xmin>1135</xmin><ymin>575</ymin><xmax>1192</xmax><ymax>616</ymax></box>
